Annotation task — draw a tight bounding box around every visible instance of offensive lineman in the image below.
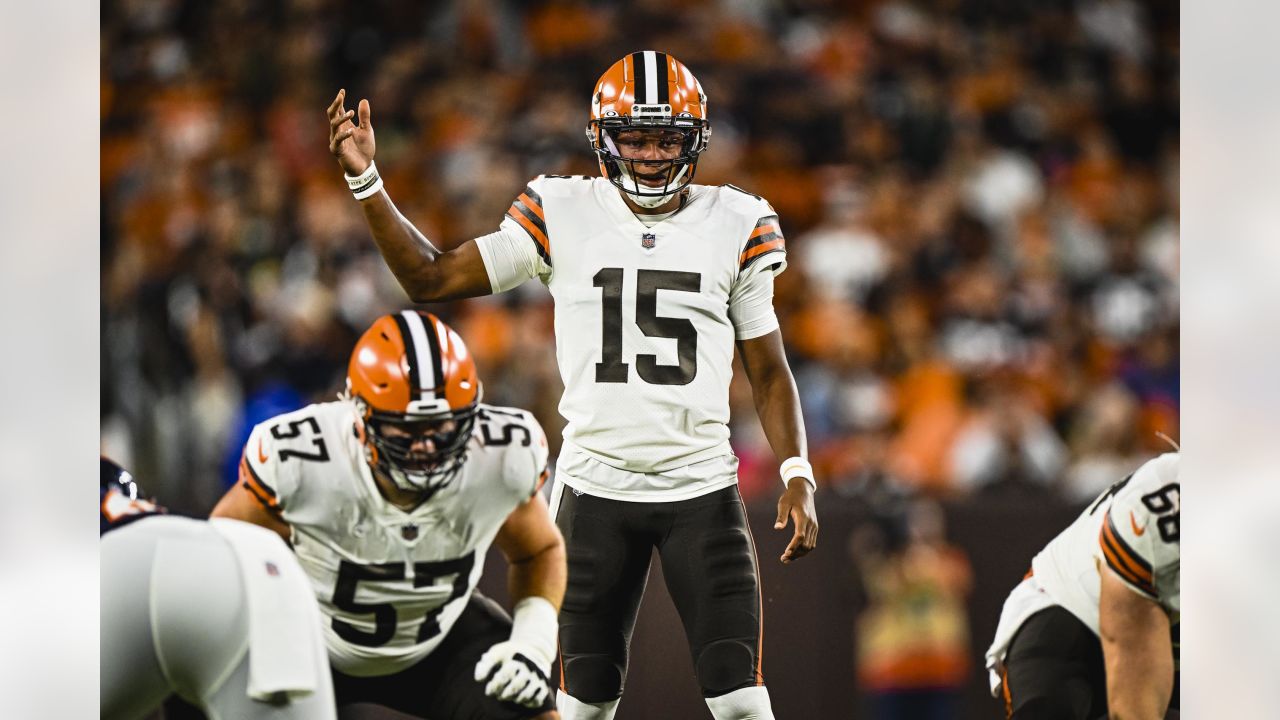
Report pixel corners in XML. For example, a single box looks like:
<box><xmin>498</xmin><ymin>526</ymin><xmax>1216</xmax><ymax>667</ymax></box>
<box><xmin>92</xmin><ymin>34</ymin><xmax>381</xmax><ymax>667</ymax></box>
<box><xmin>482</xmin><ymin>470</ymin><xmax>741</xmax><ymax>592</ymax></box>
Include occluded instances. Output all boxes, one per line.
<box><xmin>326</xmin><ymin>51</ymin><xmax>818</xmax><ymax>719</ymax></box>
<box><xmin>211</xmin><ymin>311</ymin><xmax>566</xmax><ymax>720</ymax></box>
<box><xmin>101</xmin><ymin>458</ymin><xmax>337</xmax><ymax>720</ymax></box>
<box><xmin>985</xmin><ymin>452</ymin><xmax>1180</xmax><ymax>719</ymax></box>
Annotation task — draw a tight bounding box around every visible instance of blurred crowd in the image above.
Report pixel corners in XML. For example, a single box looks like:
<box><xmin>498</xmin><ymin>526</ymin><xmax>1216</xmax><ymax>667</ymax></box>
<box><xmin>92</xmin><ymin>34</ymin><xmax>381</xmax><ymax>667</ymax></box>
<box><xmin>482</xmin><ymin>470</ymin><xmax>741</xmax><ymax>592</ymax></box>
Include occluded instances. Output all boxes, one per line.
<box><xmin>101</xmin><ymin>0</ymin><xmax>1178</xmax><ymax>513</ymax></box>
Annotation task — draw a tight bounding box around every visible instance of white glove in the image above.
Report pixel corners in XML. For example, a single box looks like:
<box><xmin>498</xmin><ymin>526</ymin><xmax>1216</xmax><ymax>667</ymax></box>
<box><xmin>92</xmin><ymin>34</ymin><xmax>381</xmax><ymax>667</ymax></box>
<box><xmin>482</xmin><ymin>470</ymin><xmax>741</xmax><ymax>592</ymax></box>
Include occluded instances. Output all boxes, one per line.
<box><xmin>474</xmin><ymin>596</ymin><xmax>558</xmax><ymax>708</ymax></box>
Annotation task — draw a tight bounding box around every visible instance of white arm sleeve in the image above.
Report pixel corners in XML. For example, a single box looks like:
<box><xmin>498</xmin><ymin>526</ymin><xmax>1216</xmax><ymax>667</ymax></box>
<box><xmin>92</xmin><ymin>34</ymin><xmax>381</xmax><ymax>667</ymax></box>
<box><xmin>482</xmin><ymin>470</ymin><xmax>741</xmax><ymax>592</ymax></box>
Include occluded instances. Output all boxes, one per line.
<box><xmin>474</xmin><ymin>221</ymin><xmax>551</xmax><ymax>293</ymax></box>
<box><xmin>728</xmin><ymin>267</ymin><xmax>780</xmax><ymax>340</ymax></box>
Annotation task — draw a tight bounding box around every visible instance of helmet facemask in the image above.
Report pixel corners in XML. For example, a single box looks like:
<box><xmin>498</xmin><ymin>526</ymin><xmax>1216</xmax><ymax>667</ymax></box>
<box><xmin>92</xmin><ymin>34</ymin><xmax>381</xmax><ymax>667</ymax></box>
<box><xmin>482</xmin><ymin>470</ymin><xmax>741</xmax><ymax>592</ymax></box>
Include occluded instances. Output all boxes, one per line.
<box><xmin>346</xmin><ymin>310</ymin><xmax>483</xmax><ymax>503</ymax></box>
<box><xmin>588</xmin><ymin>121</ymin><xmax>710</xmax><ymax>208</ymax></box>
<box><xmin>357</xmin><ymin>399</ymin><xmax>479</xmax><ymax>499</ymax></box>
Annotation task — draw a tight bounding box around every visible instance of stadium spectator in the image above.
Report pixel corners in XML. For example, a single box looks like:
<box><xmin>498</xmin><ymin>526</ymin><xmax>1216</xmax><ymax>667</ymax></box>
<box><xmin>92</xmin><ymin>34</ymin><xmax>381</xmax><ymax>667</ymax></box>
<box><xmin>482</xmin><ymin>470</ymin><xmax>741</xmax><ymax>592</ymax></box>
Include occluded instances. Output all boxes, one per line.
<box><xmin>102</xmin><ymin>0</ymin><xmax>1178</xmax><ymax>510</ymax></box>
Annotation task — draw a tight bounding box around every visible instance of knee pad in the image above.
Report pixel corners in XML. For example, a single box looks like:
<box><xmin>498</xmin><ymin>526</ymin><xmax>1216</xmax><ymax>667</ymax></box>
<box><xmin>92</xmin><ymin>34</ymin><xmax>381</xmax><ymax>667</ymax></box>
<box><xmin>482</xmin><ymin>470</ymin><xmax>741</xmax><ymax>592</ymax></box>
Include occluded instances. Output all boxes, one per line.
<box><xmin>557</xmin><ymin>691</ymin><xmax>620</xmax><ymax>720</ymax></box>
<box><xmin>561</xmin><ymin>654</ymin><xmax>625</xmax><ymax>704</ymax></box>
<box><xmin>705</xmin><ymin>685</ymin><xmax>774</xmax><ymax>720</ymax></box>
<box><xmin>695</xmin><ymin>639</ymin><xmax>757</xmax><ymax>697</ymax></box>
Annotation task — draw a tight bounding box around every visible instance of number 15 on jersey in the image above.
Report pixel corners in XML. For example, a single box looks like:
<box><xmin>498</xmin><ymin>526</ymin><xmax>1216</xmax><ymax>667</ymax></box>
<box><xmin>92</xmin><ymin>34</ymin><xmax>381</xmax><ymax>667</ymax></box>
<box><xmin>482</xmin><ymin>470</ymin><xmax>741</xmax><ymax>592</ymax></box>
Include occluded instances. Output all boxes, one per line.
<box><xmin>594</xmin><ymin>267</ymin><xmax>702</xmax><ymax>386</ymax></box>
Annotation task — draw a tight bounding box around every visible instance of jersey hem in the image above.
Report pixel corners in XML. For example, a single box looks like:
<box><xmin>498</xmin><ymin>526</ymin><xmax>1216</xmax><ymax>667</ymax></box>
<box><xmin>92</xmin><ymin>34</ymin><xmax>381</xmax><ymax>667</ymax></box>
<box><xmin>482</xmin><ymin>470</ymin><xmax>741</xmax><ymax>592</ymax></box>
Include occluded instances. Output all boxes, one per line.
<box><xmin>559</xmin><ymin>438</ymin><xmax>734</xmax><ymax>475</ymax></box>
<box><xmin>555</xmin><ymin>474</ymin><xmax>739</xmax><ymax>503</ymax></box>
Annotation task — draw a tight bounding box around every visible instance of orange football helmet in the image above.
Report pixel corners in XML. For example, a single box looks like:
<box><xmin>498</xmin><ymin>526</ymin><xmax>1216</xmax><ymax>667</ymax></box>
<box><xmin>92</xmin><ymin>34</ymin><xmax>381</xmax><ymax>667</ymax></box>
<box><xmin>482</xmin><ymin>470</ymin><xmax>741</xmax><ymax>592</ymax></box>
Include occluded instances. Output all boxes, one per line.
<box><xmin>347</xmin><ymin>310</ymin><xmax>481</xmax><ymax>495</ymax></box>
<box><xmin>585</xmin><ymin>51</ymin><xmax>711</xmax><ymax>205</ymax></box>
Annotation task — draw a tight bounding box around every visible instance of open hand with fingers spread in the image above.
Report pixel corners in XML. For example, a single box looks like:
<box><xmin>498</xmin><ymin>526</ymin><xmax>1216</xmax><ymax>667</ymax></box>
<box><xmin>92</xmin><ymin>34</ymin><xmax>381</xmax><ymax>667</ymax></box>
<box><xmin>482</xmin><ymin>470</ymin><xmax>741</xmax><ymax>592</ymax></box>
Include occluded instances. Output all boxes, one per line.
<box><xmin>327</xmin><ymin>88</ymin><xmax>375</xmax><ymax>176</ymax></box>
<box><xmin>775</xmin><ymin>477</ymin><xmax>819</xmax><ymax>564</ymax></box>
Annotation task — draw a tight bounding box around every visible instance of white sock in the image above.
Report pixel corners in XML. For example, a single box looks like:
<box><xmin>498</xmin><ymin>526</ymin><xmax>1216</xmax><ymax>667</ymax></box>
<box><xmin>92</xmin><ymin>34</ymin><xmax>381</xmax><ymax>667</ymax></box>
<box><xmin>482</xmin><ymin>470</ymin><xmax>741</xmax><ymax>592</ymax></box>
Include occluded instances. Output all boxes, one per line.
<box><xmin>705</xmin><ymin>685</ymin><xmax>775</xmax><ymax>720</ymax></box>
<box><xmin>557</xmin><ymin>690</ymin><xmax>620</xmax><ymax>720</ymax></box>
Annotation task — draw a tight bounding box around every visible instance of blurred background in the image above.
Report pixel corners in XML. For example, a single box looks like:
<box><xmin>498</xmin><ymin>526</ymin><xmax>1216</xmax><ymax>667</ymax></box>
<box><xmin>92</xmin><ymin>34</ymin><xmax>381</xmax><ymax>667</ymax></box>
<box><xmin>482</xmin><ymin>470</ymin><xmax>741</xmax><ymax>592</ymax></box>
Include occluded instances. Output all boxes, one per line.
<box><xmin>100</xmin><ymin>0</ymin><xmax>1177</xmax><ymax>717</ymax></box>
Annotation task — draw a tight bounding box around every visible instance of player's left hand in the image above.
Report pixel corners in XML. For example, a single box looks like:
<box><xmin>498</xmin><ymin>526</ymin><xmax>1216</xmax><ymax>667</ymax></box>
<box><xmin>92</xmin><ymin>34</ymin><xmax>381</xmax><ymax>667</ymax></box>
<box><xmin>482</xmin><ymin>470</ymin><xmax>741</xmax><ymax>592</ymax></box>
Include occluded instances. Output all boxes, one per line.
<box><xmin>775</xmin><ymin>478</ymin><xmax>818</xmax><ymax>563</ymax></box>
<box><xmin>474</xmin><ymin>639</ymin><xmax>553</xmax><ymax>708</ymax></box>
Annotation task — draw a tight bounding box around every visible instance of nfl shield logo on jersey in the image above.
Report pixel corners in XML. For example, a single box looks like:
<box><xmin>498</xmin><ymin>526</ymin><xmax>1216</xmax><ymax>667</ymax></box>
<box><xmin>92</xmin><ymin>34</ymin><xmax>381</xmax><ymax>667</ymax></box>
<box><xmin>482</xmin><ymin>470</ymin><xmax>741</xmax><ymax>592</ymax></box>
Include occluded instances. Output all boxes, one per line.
<box><xmin>641</xmin><ymin>232</ymin><xmax>656</xmax><ymax>249</ymax></box>
<box><xmin>401</xmin><ymin>524</ymin><xmax>419</xmax><ymax>540</ymax></box>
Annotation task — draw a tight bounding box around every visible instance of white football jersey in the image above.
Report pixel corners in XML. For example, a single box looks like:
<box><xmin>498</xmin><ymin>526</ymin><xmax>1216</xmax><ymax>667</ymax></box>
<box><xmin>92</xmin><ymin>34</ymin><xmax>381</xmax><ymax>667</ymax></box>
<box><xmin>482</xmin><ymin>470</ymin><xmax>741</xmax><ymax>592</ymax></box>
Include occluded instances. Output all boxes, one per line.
<box><xmin>476</xmin><ymin>176</ymin><xmax>786</xmax><ymax>497</ymax></box>
<box><xmin>239</xmin><ymin>400</ymin><xmax>548</xmax><ymax>677</ymax></box>
<box><xmin>1033</xmin><ymin>451</ymin><xmax>1180</xmax><ymax>629</ymax></box>
<box><xmin>985</xmin><ymin>453</ymin><xmax>1180</xmax><ymax>694</ymax></box>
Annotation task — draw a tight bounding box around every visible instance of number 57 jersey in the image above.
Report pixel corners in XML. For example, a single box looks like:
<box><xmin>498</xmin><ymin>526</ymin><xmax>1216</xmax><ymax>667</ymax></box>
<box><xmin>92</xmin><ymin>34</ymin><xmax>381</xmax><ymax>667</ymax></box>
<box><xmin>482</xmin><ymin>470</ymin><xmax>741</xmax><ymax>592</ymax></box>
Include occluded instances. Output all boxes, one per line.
<box><xmin>238</xmin><ymin>400</ymin><xmax>549</xmax><ymax>677</ymax></box>
<box><xmin>476</xmin><ymin>176</ymin><xmax>787</xmax><ymax>486</ymax></box>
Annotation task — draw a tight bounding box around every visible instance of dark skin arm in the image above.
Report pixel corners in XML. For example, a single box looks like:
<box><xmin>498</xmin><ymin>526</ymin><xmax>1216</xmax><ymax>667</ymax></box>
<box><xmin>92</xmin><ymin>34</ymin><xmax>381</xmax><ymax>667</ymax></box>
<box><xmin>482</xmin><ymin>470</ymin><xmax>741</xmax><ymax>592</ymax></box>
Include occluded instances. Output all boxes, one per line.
<box><xmin>327</xmin><ymin>89</ymin><xmax>492</xmax><ymax>302</ymax></box>
<box><xmin>493</xmin><ymin>491</ymin><xmax>567</xmax><ymax>612</ymax></box>
<box><xmin>737</xmin><ymin>329</ymin><xmax>818</xmax><ymax>563</ymax></box>
<box><xmin>1098</xmin><ymin>564</ymin><xmax>1174</xmax><ymax>719</ymax></box>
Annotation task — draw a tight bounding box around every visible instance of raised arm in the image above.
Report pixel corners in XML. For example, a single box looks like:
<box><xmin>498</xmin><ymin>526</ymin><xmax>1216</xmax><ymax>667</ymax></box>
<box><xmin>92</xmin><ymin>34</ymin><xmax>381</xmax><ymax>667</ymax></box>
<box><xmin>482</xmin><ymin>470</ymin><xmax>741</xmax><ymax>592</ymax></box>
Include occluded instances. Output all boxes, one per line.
<box><xmin>327</xmin><ymin>89</ymin><xmax>492</xmax><ymax>303</ymax></box>
<box><xmin>737</xmin><ymin>329</ymin><xmax>818</xmax><ymax>563</ymax></box>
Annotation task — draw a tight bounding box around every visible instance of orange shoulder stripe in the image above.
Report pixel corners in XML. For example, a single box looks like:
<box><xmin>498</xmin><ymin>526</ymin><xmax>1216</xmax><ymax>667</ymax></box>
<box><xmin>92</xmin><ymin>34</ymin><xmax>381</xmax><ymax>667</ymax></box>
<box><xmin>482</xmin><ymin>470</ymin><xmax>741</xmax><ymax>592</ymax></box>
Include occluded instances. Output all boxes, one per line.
<box><xmin>739</xmin><ymin>238</ymin><xmax>785</xmax><ymax>266</ymax></box>
<box><xmin>518</xmin><ymin>192</ymin><xmax>545</xmax><ymax>221</ymax></box>
<box><xmin>750</xmin><ymin>222</ymin><xmax>782</xmax><ymax>240</ymax></box>
<box><xmin>1099</xmin><ymin>513</ymin><xmax>1155</xmax><ymax>593</ymax></box>
<box><xmin>240</xmin><ymin>455</ymin><xmax>280</xmax><ymax>511</ymax></box>
<box><xmin>506</xmin><ymin>202</ymin><xmax>551</xmax><ymax>262</ymax></box>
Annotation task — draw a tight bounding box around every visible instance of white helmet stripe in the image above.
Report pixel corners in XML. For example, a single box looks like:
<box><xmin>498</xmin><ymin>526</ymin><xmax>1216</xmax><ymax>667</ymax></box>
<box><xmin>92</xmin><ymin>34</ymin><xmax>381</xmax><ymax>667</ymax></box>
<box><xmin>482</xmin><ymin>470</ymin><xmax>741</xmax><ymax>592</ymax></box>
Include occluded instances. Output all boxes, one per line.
<box><xmin>399</xmin><ymin>310</ymin><xmax>435</xmax><ymax>393</ymax></box>
<box><xmin>643</xmin><ymin>50</ymin><xmax>659</xmax><ymax>104</ymax></box>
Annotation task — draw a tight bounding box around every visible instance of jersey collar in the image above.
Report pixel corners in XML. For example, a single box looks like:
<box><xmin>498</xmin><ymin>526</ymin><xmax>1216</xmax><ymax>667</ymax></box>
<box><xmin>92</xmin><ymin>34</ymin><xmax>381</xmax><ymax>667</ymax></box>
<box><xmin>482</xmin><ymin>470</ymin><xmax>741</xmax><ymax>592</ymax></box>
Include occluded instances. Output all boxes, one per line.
<box><xmin>595</xmin><ymin>178</ymin><xmax>705</xmax><ymax>231</ymax></box>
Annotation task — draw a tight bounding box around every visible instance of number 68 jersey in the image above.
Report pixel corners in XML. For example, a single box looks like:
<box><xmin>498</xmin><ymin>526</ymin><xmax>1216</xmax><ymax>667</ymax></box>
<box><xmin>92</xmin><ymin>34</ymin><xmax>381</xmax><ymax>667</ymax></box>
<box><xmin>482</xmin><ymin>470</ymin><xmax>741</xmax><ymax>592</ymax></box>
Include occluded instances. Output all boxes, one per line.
<box><xmin>476</xmin><ymin>176</ymin><xmax>787</xmax><ymax>494</ymax></box>
<box><xmin>1036</xmin><ymin>451</ymin><xmax>1181</xmax><ymax>627</ymax></box>
<box><xmin>238</xmin><ymin>399</ymin><xmax>548</xmax><ymax>677</ymax></box>
<box><xmin>985</xmin><ymin>453</ymin><xmax>1180</xmax><ymax>693</ymax></box>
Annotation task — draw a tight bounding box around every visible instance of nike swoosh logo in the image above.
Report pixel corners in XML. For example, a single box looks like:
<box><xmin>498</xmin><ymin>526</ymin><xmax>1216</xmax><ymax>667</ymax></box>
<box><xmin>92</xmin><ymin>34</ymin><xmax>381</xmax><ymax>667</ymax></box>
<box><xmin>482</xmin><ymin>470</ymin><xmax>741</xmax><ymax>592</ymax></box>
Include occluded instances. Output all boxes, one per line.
<box><xmin>257</xmin><ymin>437</ymin><xmax>268</xmax><ymax>464</ymax></box>
<box><xmin>1129</xmin><ymin>511</ymin><xmax>1146</xmax><ymax>536</ymax></box>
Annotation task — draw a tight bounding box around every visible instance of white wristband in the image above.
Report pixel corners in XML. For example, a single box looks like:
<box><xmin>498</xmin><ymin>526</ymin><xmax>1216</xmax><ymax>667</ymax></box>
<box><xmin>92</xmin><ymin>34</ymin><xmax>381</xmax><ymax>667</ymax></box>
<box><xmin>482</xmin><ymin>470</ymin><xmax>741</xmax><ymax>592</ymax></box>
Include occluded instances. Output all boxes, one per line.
<box><xmin>510</xmin><ymin>596</ymin><xmax>559</xmax><ymax>663</ymax></box>
<box><xmin>780</xmin><ymin>456</ymin><xmax>816</xmax><ymax>493</ymax></box>
<box><xmin>345</xmin><ymin>161</ymin><xmax>383</xmax><ymax>200</ymax></box>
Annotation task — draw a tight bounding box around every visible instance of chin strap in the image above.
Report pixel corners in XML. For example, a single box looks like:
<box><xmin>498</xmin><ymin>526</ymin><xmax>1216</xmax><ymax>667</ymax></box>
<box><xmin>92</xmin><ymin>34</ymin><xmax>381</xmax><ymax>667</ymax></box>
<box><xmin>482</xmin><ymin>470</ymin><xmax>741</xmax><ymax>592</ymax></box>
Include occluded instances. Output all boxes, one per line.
<box><xmin>606</xmin><ymin>143</ymin><xmax>691</xmax><ymax>206</ymax></box>
<box><xmin>613</xmin><ymin>159</ymin><xmax>689</xmax><ymax>208</ymax></box>
<box><xmin>629</xmin><ymin>190</ymin><xmax>676</xmax><ymax>209</ymax></box>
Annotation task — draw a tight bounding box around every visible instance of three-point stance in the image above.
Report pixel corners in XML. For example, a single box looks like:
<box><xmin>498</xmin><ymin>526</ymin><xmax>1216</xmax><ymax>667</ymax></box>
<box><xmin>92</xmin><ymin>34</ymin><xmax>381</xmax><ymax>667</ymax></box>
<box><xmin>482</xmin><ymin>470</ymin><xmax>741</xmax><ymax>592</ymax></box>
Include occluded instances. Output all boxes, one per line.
<box><xmin>986</xmin><ymin>453</ymin><xmax>1180</xmax><ymax>719</ymax></box>
<box><xmin>101</xmin><ymin>458</ymin><xmax>337</xmax><ymax>720</ymax></box>
<box><xmin>213</xmin><ymin>312</ymin><xmax>566</xmax><ymax>720</ymax></box>
<box><xmin>327</xmin><ymin>50</ymin><xmax>818</xmax><ymax>720</ymax></box>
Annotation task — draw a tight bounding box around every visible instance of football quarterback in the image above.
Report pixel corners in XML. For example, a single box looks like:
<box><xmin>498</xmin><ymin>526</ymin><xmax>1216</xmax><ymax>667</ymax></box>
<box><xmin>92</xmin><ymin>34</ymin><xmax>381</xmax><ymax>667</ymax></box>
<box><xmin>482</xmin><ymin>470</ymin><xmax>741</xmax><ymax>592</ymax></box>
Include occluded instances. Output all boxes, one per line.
<box><xmin>212</xmin><ymin>311</ymin><xmax>566</xmax><ymax>720</ymax></box>
<box><xmin>986</xmin><ymin>452</ymin><xmax>1180</xmax><ymax>719</ymax></box>
<box><xmin>326</xmin><ymin>51</ymin><xmax>817</xmax><ymax>720</ymax></box>
<box><xmin>100</xmin><ymin>458</ymin><xmax>336</xmax><ymax>720</ymax></box>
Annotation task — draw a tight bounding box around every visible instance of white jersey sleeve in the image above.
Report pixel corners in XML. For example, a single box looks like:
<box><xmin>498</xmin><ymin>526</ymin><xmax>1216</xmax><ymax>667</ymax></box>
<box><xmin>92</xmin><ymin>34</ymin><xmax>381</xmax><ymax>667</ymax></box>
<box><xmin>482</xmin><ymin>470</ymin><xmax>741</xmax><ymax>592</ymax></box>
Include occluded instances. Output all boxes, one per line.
<box><xmin>1096</xmin><ymin>453</ymin><xmax>1180</xmax><ymax>607</ymax></box>
<box><xmin>239</xmin><ymin>410</ymin><xmax>317</xmax><ymax>516</ymax></box>
<box><xmin>729</xmin><ymin>187</ymin><xmax>788</xmax><ymax>281</ymax></box>
<box><xmin>727</xmin><ymin>268</ymin><xmax>779</xmax><ymax>340</ymax></box>
<box><xmin>727</xmin><ymin>187</ymin><xmax>785</xmax><ymax>341</ymax></box>
<box><xmin>476</xmin><ymin>178</ymin><xmax>555</xmax><ymax>291</ymax></box>
<box><xmin>478</xmin><ymin>405</ymin><xmax>551</xmax><ymax>500</ymax></box>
